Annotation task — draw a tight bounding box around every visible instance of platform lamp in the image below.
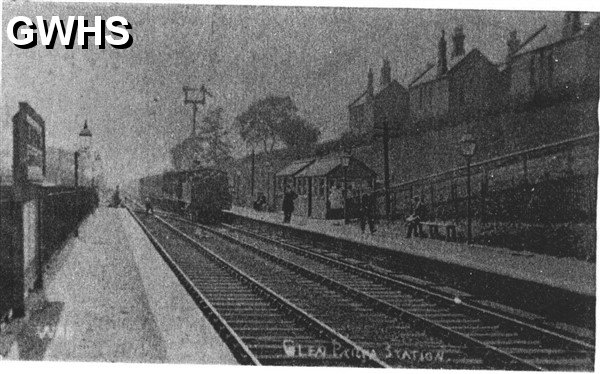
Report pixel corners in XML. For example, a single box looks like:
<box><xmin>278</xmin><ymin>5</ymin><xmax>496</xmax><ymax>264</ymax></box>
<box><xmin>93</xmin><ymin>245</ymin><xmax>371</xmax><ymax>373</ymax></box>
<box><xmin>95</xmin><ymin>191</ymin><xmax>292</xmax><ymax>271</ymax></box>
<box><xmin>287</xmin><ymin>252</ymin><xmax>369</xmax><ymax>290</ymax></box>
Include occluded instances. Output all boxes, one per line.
<box><xmin>75</xmin><ymin>120</ymin><xmax>92</xmax><ymax>187</ymax></box>
<box><xmin>74</xmin><ymin>121</ymin><xmax>92</xmax><ymax>237</ymax></box>
<box><xmin>234</xmin><ymin>169</ymin><xmax>242</xmax><ymax>206</ymax></box>
<box><xmin>265</xmin><ymin>161</ymin><xmax>274</xmax><ymax>209</ymax></box>
<box><xmin>460</xmin><ymin>133</ymin><xmax>476</xmax><ymax>244</ymax></box>
<box><xmin>340</xmin><ymin>150</ymin><xmax>351</xmax><ymax>224</ymax></box>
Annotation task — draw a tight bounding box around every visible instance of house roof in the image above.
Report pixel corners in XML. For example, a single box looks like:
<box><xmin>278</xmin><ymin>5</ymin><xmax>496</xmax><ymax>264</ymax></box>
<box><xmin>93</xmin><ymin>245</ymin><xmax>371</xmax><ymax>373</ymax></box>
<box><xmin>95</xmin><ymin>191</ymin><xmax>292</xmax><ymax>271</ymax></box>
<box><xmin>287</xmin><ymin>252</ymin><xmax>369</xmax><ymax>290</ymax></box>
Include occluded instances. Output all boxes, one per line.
<box><xmin>350</xmin><ymin>79</ymin><xmax>407</xmax><ymax>108</ymax></box>
<box><xmin>295</xmin><ymin>158</ymin><xmax>341</xmax><ymax>177</ymax></box>
<box><xmin>409</xmin><ymin>49</ymin><xmax>478</xmax><ymax>87</ymax></box>
<box><xmin>275</xmin><ymin>159</ymin><xmax>314</xmax><ymax>177</ymax></box>
<box><xmin>349</xmin><ymin>90</ymin><xmax>369</xmax><ymax>108</ymax></box>
<box><xmin>377</xmin><ymin>79</ymin><xmax>407</xmax><ymax>96</ymax></box>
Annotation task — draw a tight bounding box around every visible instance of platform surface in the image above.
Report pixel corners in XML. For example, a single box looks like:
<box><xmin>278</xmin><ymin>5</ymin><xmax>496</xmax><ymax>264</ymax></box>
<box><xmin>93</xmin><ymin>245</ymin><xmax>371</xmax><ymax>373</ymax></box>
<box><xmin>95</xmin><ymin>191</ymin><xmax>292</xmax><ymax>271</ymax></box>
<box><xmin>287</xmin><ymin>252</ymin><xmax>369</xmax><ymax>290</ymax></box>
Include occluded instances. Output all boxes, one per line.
<box><xmin>229</xmin><ymin>206</ymin><xmax>595</xmax><ymax>298</ymax></box>
<box><xmin>2</xmin><ymin>207</ymin><xmax>237</xmax><ymax>364</ymax></box>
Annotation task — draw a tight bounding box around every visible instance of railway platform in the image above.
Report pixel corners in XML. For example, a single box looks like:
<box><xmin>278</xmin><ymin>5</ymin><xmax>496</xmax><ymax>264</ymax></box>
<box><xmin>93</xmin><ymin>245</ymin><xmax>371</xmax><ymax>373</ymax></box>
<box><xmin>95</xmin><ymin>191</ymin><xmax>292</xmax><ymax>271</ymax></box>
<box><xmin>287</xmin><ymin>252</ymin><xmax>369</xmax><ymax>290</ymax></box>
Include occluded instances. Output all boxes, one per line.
<box><xmin>227</xmin><ymin>206</ymin><xmax>595</xmax><ymax>334</ymax></box>
<box><xmin>0</xmin><ymin>207</ymin><xmax>237</xmax><ymax>364</ymax></box>
<box><xmin>229</xmin><ymin>206</ymin><xmax>594</xmax><ymax>298</ymax></box>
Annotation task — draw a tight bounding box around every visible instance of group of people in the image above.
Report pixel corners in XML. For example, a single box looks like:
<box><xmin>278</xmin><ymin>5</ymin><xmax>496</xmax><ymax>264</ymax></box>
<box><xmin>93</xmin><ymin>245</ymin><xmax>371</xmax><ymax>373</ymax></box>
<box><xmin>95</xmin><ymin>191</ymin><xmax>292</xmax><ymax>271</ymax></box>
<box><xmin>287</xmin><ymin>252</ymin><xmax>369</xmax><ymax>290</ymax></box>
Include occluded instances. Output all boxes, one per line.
<box><xmin>252</xmin><ymin>187</ymin><xmax>298</xmax><ymax>224</ymax></box>
<box><xmin>256</xmin><ymin>184</ymin><xmax>427</xmax><ymax>238</ymax></box>
<box><xmin>276</xmin><ymin>184</ymin><xmax>378</xmax><ymax>234</ymax></box>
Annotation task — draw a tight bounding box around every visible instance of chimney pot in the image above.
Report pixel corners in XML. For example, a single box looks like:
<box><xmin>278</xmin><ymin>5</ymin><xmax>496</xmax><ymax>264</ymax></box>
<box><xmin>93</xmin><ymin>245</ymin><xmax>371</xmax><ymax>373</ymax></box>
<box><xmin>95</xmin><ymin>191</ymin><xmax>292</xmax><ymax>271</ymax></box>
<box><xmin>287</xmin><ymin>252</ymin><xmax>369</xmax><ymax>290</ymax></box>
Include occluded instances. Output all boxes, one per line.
<box><xmin>562</xmin><ymin>11</ymin><xmax>582</xmax><ymax>38</ymax></box>
<box><xmin>506</xmin><ymin>30</ymin><xmax>521</xmax><ymax>60</ymax></box>
<box><xmin>451</xmin><ymin>26</ymin><xmax>466</xmax><ymax>58</ymax></box>
<box><xmin>367</xmin><ymin>68</ymin><xmax>374</xmax><ymax>97</ymax></box>
<box><xmin>380</xmin><ymin>59</ymin><xmax>391</xmax><ymax>86</ymax></box>
<box><xmin>437</xmin><ymin>30</ymin><xmax>448</xmax><ymax>77</ymax></box>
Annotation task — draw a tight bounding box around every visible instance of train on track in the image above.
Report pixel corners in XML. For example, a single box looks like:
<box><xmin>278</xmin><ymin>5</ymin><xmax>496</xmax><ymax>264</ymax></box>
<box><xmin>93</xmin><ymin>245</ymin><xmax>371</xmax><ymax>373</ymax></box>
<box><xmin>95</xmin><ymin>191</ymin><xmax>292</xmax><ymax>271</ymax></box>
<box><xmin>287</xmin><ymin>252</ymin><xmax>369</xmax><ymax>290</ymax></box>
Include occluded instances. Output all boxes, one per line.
<box><xmin>139</xmin><ymin>168</ymin><xmax>231</xmax><ymax>222</ymax></box>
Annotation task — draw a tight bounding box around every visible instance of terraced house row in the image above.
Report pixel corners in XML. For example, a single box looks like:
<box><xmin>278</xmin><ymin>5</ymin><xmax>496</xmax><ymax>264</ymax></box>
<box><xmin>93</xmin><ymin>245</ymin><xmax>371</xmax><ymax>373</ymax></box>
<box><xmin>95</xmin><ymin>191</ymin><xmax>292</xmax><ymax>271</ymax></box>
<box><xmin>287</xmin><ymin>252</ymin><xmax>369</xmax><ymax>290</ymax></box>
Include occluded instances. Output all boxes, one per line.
<box><xmin>348</xmin><ymin>12</ymin><xmax>599</xmax><ymax>140</ymax></box>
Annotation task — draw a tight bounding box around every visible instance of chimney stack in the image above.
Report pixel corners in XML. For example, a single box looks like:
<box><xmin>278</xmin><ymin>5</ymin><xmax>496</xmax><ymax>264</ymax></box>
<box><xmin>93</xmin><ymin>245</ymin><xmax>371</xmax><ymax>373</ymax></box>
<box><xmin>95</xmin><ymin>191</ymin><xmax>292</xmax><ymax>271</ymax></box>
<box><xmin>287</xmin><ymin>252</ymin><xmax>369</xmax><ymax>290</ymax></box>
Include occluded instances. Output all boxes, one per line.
<box><xmin>451</xmin><ymin>26</ymin><xmax>466</xmax><ymax>58</ymax></box>
<box><xmin>562</xmin><ymin>11</ymin><xmax>582</xmax><ymax>39</ymax></box>
<box><xmin>380</xmin><ymin>59</ymin><xmax>391</xmax><ymax>87</ymax></box>
<box><xmin>437</xmin><ymin>30</ymin><xmax>448</xmax><ymax>77</ymax></box>
<box><xmin>506</xmin><ymin>30</ymin><xmax>521</xmax><ymax>60</ymax></box>
<box><xmin>367</xmin><ymin>68</ymin><xmax>374</xmax><ymax>97</ymax></box>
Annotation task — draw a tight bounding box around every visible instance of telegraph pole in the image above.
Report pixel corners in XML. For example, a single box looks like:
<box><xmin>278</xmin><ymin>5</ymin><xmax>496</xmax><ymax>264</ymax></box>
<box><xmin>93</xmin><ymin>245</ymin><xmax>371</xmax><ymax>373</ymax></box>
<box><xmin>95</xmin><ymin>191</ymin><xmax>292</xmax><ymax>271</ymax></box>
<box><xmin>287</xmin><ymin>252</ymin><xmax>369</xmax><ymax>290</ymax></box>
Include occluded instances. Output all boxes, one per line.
<box><xmin>183</xmin><ymin>85</ymin><xmax>212</xmax><ymax>136</ymax></box>
<box><xmin>383</xmin><ymin>121</ymin><xmax>391</xmax><ymax>218</ymax></box>
<box><xmin>250</xmin><ymin>148</ymin><xmax>255</xmax><ymax>198</ymax></box>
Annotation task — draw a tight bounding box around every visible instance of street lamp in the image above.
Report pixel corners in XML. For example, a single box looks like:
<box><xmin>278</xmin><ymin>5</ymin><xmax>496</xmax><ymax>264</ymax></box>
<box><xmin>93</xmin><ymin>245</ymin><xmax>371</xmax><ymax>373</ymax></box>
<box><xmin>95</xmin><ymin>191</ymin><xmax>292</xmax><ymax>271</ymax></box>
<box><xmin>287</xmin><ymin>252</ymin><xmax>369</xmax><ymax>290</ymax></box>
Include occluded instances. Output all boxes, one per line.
<box><xmin>75</xmin><ymin>120</ymin><xmax>92</xmax><ymax>237</ymax></box>
<box><xmin>75</xmin><ymin>120</ymin><xmax>92</xmax><ymax>187</ymax></box>
<box><xmin>340</xmin><ymin>151</ymin><xmax>351</xmax><ymax>224</ymax></box>
<box><xmin>460</xmin><ymin>133</ymin><xmax>476</xmax><ymax>244</ymax></box>
<box><xmin>265</xmin><ymin>161</ymin><xmax>274</xmax><ymax>210</ymax></box>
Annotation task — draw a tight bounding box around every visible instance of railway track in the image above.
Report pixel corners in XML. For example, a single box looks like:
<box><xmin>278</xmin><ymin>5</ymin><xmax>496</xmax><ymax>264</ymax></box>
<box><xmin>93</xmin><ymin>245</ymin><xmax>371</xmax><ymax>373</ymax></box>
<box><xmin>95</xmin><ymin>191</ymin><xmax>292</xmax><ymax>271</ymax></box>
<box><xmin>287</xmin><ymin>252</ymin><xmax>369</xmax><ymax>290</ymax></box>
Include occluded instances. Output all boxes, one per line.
<box><xmin>128</xmin><ymin>207</ymin><xmax>387</xmax><ymax>367</ymax></box>
<box><xmin>158</xmin><ymin>211</ymin><xmax>595</xmax><ymax>371</ymax></box>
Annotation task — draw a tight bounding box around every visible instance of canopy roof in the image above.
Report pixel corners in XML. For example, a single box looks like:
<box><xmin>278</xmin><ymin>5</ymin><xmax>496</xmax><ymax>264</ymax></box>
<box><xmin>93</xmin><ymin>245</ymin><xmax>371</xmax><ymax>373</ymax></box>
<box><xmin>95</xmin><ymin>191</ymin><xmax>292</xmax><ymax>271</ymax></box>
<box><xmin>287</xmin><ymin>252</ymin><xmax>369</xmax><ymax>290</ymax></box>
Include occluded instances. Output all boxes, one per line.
<box><xmin>276</xmin><ymin>159</ymin><xmax>314</xmax><ymax>177</ymax></box>
<box><xmin>296</xmin><ymin>156</ymin><xmax>376</xmax><ymax>179</ymax></box>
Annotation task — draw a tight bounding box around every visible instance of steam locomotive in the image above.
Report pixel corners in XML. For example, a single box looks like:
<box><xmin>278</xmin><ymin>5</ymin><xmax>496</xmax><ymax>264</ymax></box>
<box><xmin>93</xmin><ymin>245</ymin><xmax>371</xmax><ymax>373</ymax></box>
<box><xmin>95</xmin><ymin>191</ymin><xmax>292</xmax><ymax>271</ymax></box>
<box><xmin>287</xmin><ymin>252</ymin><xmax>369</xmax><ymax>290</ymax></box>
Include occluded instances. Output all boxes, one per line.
<box><xmin>139</xmin><ymin>168</ymin><xmax>231</xmax><ymax>222</ymax></box>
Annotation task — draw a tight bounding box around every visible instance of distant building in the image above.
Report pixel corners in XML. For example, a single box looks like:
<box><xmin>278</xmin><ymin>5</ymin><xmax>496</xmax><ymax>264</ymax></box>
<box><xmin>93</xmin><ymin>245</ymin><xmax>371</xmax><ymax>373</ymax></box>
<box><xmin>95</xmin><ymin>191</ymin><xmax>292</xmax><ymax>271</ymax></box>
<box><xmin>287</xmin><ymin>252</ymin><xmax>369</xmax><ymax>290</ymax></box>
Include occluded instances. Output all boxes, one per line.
<box><xmin>505</xmin><ymin>11</ymin><xmax>600</xmax><ymax>109</ymax></box>
<box><xmin>348</xmin><ymin>59</ymin><xmax>409</xmax><ymax>137</ymax></box>
<box><xmin>408</xmin><ymin>27</ymin><xmax>504</xmax><ymax>130</ymax></box>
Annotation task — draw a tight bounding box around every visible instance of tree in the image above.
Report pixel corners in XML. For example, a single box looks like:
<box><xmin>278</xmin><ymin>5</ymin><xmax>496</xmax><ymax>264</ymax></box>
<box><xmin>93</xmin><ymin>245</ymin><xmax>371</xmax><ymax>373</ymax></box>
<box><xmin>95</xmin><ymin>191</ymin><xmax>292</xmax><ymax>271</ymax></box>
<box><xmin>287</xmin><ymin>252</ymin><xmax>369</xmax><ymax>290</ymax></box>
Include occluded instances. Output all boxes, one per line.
<box><xmin>170</xmin><ymin>107</ymin><xmax>232</xmax><ymax>170</ymax></box>
<box><xmin>279</xmin><ymin>117</ymin><xmax>320</xmax><ymax>153</ymax></box>
<box><xmin>234</xmin><ymin>95</ymin><xmax>320</xmax><ymax>155</ymax></box>
<box><xmin>201</xmin><ymin>107</ymin><xmax>232</xmax><ymax>167</ymax></box>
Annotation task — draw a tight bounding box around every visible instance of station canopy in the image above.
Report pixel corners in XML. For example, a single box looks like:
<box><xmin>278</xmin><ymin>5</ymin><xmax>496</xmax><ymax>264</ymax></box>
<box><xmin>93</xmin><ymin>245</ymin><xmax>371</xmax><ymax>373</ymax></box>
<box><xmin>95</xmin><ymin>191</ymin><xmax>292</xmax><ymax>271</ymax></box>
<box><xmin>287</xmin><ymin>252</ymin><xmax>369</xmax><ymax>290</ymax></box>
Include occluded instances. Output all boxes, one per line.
<box><xmin>275</xmin><ymin>159</ymin><xmax>314</xmax><ymax>177</ymax></box>
<box><xmin>295</xmin><ymin>156</ymin><xmax>376</xmax><ymax>179</ymax></box>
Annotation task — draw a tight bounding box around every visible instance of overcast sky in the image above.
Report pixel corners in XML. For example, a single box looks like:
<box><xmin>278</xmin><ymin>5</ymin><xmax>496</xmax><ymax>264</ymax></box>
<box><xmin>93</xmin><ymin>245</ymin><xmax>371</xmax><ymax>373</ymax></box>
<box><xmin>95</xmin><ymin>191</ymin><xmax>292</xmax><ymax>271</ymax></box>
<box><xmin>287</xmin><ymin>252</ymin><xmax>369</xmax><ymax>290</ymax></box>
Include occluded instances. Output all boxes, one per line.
<box><xmin>1</xmin><ymin>1</ymin><xmax>598</xmax><ymax>186</ymax></box>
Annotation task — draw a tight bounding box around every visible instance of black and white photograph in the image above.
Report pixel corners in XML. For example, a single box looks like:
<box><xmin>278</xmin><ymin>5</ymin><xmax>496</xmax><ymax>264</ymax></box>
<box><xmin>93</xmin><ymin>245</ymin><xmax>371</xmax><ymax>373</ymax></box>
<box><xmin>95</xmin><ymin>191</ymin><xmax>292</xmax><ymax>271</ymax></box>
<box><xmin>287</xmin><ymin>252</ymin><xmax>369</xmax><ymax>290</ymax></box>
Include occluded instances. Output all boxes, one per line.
<box><xmin>0</xmin><ymin>0</ymin><xmax>598</xmax><ymax>370</ymax></box>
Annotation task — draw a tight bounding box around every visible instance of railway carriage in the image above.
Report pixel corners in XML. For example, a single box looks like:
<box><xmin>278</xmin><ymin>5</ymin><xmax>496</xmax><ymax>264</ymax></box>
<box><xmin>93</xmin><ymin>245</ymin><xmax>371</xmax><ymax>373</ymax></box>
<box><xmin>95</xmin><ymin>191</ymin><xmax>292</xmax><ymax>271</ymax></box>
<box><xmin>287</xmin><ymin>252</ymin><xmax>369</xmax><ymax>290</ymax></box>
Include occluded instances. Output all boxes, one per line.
<box><xmin>139</xmin><ymin>168</ymin><xmax>231</xmax><ymax>222</ymax></box>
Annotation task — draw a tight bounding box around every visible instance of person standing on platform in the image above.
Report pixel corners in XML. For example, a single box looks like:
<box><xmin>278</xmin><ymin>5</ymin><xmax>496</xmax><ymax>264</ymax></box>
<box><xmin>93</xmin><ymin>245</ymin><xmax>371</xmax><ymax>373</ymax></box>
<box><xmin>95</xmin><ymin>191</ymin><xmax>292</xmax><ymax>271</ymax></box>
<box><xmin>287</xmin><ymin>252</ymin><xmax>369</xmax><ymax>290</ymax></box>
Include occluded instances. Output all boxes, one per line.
<box><xmin>406</xmin><ymin>195</ymin><xmax>426</xmax><ymax>238</ymax></box>
<box><xmin>359</xmin><ymin>189</ymin><xmax>377</xmax><ymax>234</ymax></box>
<box><xmin>110</xmin><ymin>185</ymin><xmax>122</xmax><ymax>208</ymax></box>
<box><xmin>282</xmin><ymin>185</ymin><xmax>298</xmax><ymax>224</ymax></box>
<box><xmin>328</xmin><ymin>184</ymin><xmax>343</xmax><ymax>219</ymax></box>
<box><xmin>145</xmin><ymin>197</ymin><xmax>154</xmax><ymax>214</ymax></box>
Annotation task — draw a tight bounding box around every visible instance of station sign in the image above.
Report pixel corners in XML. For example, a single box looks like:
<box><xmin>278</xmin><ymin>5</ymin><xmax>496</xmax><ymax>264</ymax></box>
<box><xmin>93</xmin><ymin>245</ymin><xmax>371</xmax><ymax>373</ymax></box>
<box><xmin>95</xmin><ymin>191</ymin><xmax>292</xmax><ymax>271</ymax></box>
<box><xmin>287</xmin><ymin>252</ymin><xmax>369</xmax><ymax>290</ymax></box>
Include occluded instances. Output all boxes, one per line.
<box><xmin>12</xmin><ymin>102</ymin><xmax>46</xmax><ymax>186</ymax></box>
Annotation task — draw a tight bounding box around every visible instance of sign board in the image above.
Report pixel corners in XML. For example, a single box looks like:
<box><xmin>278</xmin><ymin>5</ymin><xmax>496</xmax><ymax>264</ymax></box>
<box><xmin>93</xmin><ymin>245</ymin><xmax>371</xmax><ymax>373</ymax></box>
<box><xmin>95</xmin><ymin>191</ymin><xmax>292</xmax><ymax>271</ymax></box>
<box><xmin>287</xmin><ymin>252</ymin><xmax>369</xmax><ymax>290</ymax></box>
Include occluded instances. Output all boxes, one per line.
<box><xmin>13</xmin><ymin>102</ymin><xmax>46</xmax><ymax>188</ymax></box>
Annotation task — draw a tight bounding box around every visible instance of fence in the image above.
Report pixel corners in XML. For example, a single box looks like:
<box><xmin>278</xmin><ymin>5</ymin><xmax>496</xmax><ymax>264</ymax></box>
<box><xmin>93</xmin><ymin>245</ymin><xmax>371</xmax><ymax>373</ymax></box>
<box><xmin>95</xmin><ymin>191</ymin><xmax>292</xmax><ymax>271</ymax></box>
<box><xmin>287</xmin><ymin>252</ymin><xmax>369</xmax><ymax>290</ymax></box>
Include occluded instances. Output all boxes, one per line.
<box><xmin>0</xmin><ymin>192</ymin><xmax>16</xmax><ymax>321</ymax></box>
<box><xmin>40</xmin><ymin>187</ymin><xmax>98</xmax><ymax>266</ymax></box>
<box><xmin>384</xmin><ymin>134</ymin><xmax>597</xmax><ymax>222</ymax></box>
<box><xmin>0</xmin><ymin>185</ymin><xmax>98</xmax><ymax>321</ymax></box>
<box><xmin>378</xmin><ymin>133</ymin><xmax>597</xmax><ymax>259</ymax></box>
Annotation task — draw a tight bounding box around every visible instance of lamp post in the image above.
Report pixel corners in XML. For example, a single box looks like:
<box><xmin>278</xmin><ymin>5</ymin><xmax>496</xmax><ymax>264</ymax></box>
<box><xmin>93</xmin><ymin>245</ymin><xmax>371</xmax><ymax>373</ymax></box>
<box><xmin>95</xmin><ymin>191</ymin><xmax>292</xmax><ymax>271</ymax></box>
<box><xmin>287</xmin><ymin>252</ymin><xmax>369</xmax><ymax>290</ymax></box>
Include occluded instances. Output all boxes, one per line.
<box><xmin>265</xmin><ymin>161</ymin><xmax>275</xmax><ymax>210</ymax></box>
<box><xmin>460</xmin><ymin>133</ymin><xmax>476</xmax><ymax>244</ymax></box>
<box><xmin>234</xmin><ymin>170</ymin><xmax>242</xmax><ymax>206</ymax></box>
<box><xmin>250</xmin><ymin>147</ymin><xmax>256</xmax><ymax>200</ymax></box>
<box><xmin>74</xmin><ymin>121</ymin><xmax>92</xmax><ymax>237</ymax></box>
<box><xmin>340</xmin><ymin>151</ymin><xmax>351</xmax><ymax>224</ymax></box>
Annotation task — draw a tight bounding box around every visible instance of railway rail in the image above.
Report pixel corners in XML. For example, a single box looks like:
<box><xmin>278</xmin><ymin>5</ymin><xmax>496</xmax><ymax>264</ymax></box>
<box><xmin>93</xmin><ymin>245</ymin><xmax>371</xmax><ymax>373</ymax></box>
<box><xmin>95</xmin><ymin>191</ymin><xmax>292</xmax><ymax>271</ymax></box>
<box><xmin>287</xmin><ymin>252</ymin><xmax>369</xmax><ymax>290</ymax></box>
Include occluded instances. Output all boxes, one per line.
<box><xmin>127</xmin><ymin>206</ymin><xmax>387</xmax><ymax>367</ymax></box>
<box><xmin>156</xmin><ymin>210</ymin><xmax>594</xmax><ymax>371</ymax></box>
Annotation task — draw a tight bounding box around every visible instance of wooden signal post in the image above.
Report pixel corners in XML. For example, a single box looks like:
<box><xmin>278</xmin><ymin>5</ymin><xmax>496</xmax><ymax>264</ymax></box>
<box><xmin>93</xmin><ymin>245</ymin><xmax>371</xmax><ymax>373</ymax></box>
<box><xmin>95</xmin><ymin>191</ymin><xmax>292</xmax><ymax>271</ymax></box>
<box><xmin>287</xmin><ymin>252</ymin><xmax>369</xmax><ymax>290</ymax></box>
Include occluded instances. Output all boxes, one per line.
<box><xmin>183</xmin><ymin>85</ymin><xmax>213</xmax><ymax>136</ymax></box>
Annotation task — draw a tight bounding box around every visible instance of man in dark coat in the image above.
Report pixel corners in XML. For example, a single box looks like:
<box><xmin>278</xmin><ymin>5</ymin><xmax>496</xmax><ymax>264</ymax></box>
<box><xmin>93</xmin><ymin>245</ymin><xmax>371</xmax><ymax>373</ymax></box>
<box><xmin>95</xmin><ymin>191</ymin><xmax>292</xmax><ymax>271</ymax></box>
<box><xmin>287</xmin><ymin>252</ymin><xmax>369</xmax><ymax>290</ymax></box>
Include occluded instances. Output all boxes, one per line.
<box><xmin>359</xmin><ymin>190</ymin><xmax>377</xmax><ymax>234</ymax></box>
<box><xmin>145</xmin><ymin>197</ymin><xmax>154</xmax><ymax>214</ymax></box>
<box><xmin>282</xmin><ymin>185</ymin><xmax>298</xmax><ymax>223</ymax></box>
